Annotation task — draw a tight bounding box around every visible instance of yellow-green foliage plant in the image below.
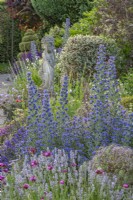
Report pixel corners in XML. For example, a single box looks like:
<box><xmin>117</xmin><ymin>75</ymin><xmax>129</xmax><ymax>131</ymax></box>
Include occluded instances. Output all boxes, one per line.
<box><xmin>121</xmin><ymin>96</ymin><xmax>133</xmax><ymax>112</ymax></box>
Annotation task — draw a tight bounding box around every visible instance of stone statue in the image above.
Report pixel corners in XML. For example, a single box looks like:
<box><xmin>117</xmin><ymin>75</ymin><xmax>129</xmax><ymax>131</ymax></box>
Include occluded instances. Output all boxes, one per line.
<box><xmin>39</xmin><ymin>36</ymin><xmax>55</xmax><ymax>93</ymax></box>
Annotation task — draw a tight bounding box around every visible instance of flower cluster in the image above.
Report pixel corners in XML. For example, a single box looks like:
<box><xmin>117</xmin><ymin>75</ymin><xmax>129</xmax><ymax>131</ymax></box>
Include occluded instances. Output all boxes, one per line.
<box><xmin>1</xmin><ymin>45</ymin><xmax>133</xmax><ymax>166</ymax></box>
<box><xmin>89</xmin><ymin>44</ymin><xmax>133</xmax><ymax>147</ymax></box>
<box><xmin>1</xmin><ymin>148</ymin><xmax>132</xmax><ymax>200</ymax></box>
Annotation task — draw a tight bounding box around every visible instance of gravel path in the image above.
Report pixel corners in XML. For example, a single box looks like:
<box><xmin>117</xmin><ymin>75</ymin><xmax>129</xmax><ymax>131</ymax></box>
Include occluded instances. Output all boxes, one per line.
<box><xmin>0</xmin><ymin>74</ymin><xmax>13</xmax><ymax>126</ymax></box>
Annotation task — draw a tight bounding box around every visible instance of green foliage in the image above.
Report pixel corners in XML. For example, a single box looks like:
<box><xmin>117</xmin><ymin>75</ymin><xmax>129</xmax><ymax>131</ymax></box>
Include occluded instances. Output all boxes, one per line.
<box><xmin>19</xmin><ymin>42</ymin><xmax>31</xmax><ymax>52</ymax></box>
<box><xmin>58</xmin><ymin>35</ymin><xmax>120</xmax><ymax>80</ymax></box>
<box><xmin>90</xmin><ymin>144</ymin><xmax>133</xmax><ymax>184</ymax></box>
<box><xmin>70</xmin><ymin>7</ymin><xmax>99</xmax><ymax>36</ymax></box>
<box><xmin>0</xmin><ymin>63</ymin><xmax>9</xmax><ymax>73</ymax></box>
<box><xmin>121</xmin><ymin>96</ymin><xmax>133</xmax><ymax>112</ymax></box>
<box><xmin>18</xmin><ymin>29</ymin><xmax>40</xmax><ymax>59</ymax></box>
<box><xmin>45</xmin><ymin>25</ymin><xmax>65</xmax><ymax>48</ymax></box>
<box><xmin>22</xmin><ymin>35</ymin><xmax>38</xmax><ymax>43</ymax></box>
<box><xmin>120</xmin><ymin>69</ymin><xmax>133</xmax><ymax>96</ymax></box>
<box><xmin>91</xmin><ymin>0</ymin><xmax>133</xmax><ymax>72</ymax></box>
<box><xmin>0</xmin><ymin>2</ymin><xmax>21</xmax><ymax>62</ymax></box>
<box><xmin>31</xmin><ymin>0</ymin><xmax>93</xmax><ymax>26</ymax></box>
<box><xmin>10</xmin><ymin>60</ymin><xmax>42</xmax><ymax>104</ymax></box>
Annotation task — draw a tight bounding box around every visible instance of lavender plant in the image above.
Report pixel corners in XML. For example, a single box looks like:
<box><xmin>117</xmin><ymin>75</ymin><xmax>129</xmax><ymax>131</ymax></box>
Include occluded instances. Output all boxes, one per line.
<box><xmin>1</xmin><ymin>148</ymin><xmax>133</xmax><ymax>200</ymax></box>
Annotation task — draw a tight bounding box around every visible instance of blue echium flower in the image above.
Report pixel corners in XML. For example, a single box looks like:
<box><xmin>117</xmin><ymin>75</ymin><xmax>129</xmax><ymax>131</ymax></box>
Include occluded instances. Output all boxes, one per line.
<box><xmin>63</xmin><ymin>18</ymin><xmax>70</xmax><ymax>45</ymax></box>
<box><xmin>30</xmin><ymin>41</ymin><xmax>38</xmax><ymax>62</ymax></box>
<box><xmin>89</xmin><ymin>44</ymin><xmax>132</xmax><ymax>147</ymax></box>
<box><xmin>39</xmin><ymin>89</ymin><xmax>57</xmax><ymax>149</ymax></box>
<box><xmin>26</xmin><ymin>72</ymin><xmax>41</xmax><ymax>151</ymax></box>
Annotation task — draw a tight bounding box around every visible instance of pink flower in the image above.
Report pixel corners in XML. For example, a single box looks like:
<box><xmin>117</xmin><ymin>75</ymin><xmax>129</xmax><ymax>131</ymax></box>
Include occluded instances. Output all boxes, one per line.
<box><xmin>3</xmin><ymin>168</ymin><xmax>8</xmax><ymax>173</ymax></box>
<box><xmin>23</xmin><ymin>183</ymin><xmax>29</xmax><ymax>189</ymax></box>
<box><xmin>28</xmin><ymin>147</ymin><xmax>36</xmax><ymax>154</ymax></box>
<box><xmin>42</xmin><ymin>151</ymin><xmax>52</xmax><ymax>157</ymax></box>
<box><xmin>16</xmin><ymin>99</ymin><xmax>23</xmax><ymax>103</ymax></box>
<box><xmin>62</xmin><ymin>169</ymin><xmax>68</xmax><ymax>173</ymax></box>
<box><xmin>30</xmin><ymin>160</ymin><xmax>38</xmax><ymax>167</ymax></box>
<box><xmin>95</xmin><ymin>169</ymin><xmax>104</xmax><ymax>175</ymax></box>
<box><xmin>29</xmin><ymin>176</ymin><xmax>36</xmax><ymax>182</ymax></box>
<box><xmin>71</xmin><ymin>163</ymin><xmax>77</xmax><ymax>167</ymax></box>
<box><xmin>0</xmin><ymin>175</ymin><xmax>5</xmax><ymax>181</ymax></box>
<box><xmin>0</xmin><ymin>163</ymin><xmax>6</xmax><ymax>168</ymax></box>
<box><xmin>0</xmin><ymin>163</ymin><xmax>4</xmax><ymax>167</ymax></box>
<box><xmin>59</xmin><ymin>180</ymin><xmax>65</xmax><ymax>185</ymax></box>
<box><xmin>47</xmin><ymin>165</ymin><xmax>53</xmax><ymax>171</ymax></box>
<box><xmin>123</xmin><ymin>184</ymin><xmax>129</xmax><ymax>188</ymax></box>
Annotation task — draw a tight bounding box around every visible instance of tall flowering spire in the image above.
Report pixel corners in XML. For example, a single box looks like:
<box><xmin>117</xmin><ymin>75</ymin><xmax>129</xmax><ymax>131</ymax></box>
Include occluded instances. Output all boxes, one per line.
<box><xmin>30</xmin><ymin>41</ymin><xmax>37</xmax><ymax>62</ymax></box>
<box><xmin>63</xmin><ymin>18</ymin><xmax>70</xmax><ymax>45</ymax></box>
<box><xmin>89</xmin><ymin>44</ymin><xmax>132</xmax><ymax>147</ymax></box>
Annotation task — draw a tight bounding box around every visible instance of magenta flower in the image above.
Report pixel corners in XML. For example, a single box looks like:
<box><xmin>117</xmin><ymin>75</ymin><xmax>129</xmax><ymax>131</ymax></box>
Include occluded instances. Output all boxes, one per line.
<box><xmin>123</xmin><ymin>184</ymin><xmax>129</xmax><ymax>188</ymax></box>
<box><xmin>0</xmin><ymin>175</ymin><xmax>5</xmax><ymax>181</ymax></box>
<box><xmin>47</xmin><ymin>165</ymin><xmax>53</xmax><ymax>171</ymax></box>
<box><xmin>0</xmin><ymin>163</ymin><xmax>6</xmax><ymax>168</ymax></box>
<box><xmin>42</xmin><ymin>151</ymin><xmax>52</xmax><ymax>157</ymax></box>
<box><xmin>29</xmin><ymin>176</ymin><xmax>36</xmax><ymax>182</ymax></box>
<box><xmin>0</xmin><ymin>163</ymin><xmax>4</xmax><ymax>167</ymax></box>
<box><xmin>30</xmin><ymin>160</ymin><xmax>38</xmax><ymax>167</ymax></box>
<box><xmin>28</xmin><ymin>147</ymin><xmax>36</xmax><ymax>154</ymax></box>
<box><xmin>62</xmin><ymin>169</ymin><xmax>68</xmax><ymax>173</ymax></box>
<box><xmin>71</xmin><ymin>163</ymin><xmax>77</xmax><ymax>167</ymax></box>
<box><xmin>59</xmin><ymin>180</ymin><xmax>65</xmax><ymax>185</ymax></box>
<box><xmin>23</xmin><ymin>183</ymin><xmax>29</xmax><ymax>189</ymax></box>
<box><xmin>95</xmin><ymin>169</ymin><xmax>104</xmax><ymax>175</ymax></box>
<box><xmin>3</xmin><ymin>168</ymin><xmax>8</xmax><ymax>173</ymax></box>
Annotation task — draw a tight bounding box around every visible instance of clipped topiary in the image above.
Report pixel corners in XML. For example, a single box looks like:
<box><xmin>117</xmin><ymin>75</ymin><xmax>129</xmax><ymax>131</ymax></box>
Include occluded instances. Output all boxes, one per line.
<box><xmin>90</xmin><ymin>144</ymin><xmax>133</xmax><ymax>184</ymax></box>
<box><xmin>58</xmin><ymin>35</ymin><xmax>120</xmax><ymax>80</ymax></box>
<box><xmin>18</xmin><ymin>29</ymin><xmax>40</xmax><ymax>59</ymax></box>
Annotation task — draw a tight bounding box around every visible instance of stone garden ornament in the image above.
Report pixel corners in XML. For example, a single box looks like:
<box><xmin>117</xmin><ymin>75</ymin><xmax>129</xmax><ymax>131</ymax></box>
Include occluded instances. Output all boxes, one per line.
<box><xmin>39</xmin><ymin>36</ymin><xmax>55</xmax><ymax>93</ymax></box>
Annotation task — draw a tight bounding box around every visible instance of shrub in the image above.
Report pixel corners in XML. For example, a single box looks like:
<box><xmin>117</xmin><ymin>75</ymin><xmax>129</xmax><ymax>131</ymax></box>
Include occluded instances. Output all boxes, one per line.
<box><xmin>1</xmin><ymin>148</ymin><xmax>133</xmax><ymax>200</ymax></box>
<box><xmin>0</xmin><ymin>2</ymin><xmax>21</xmax><ymax>63</ymax></box>
<box><xmin>31</xmin><ymin>0</ymin><xmax>93</xmax><ymax>26</ymax></box>
<box><xmin>90</xmin><ymin>144</ymin><xmax>133</xmax><ymax>184</ymax></box>
<box><xmin>58</xmin><ymin>35</ymin><xmax>120</xmax><ymax>80</ymax></box>
<box><xmin>70</xmin><ymin>7</ymin><xmax>99</xmax><ymax>36</ymax></box>
<box><xmin>18</xmin><ymin>29</ymin><xmax>40</xmax><ymax>59</ymax></box>
<box><xmin>121</xmin><ymin>96</ymin><xmax>133</xmax><ymax>112</ymax></box>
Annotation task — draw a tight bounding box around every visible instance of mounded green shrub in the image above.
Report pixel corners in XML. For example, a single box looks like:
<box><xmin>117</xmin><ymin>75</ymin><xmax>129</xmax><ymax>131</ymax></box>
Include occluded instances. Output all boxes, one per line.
<box><xmin>22</xmin><ymin>35</ymin><xmax>38</xmax><ymax>43</ymax></box>
<box><xmin>24</xmin><ymin>29</ymin><xmax>35</xmax><ymax>36</ymax></box>
<box><xmin>58</xmin><ymin>35</ymin><xmax>120</xmax><ymax>80</ymax></box>
<box><xmin>90</xmin><ymin>144</ymin><xmax>133</xmax><ymax>184</ymax></box>
<box><xmin>121</xmin><ymin>96</ymin><xmax>133</xmax><ymax>112</ymax></box>
<box><xmin>19</xmin><ymin>42</ymin><xmax>31</xmax><ymax>52</ymax></box>
<box><xmin>17</xmin><ymin>29</ymin><xmax>40</xmax><ymax>59</ymax></box>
